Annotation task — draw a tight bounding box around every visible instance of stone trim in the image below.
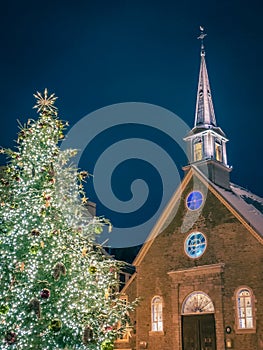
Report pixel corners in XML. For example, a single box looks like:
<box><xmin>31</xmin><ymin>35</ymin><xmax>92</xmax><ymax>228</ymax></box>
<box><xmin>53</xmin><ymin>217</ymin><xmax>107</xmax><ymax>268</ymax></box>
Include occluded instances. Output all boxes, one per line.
<box><xmin>168</xmin><ymin>263</ymin><xmax>225</xmax><ymax>280</ymax></box>
<box><xmin>148</xmin><ymin>331</ymin><xmax>164</xmax><ymax>336</ymax></box>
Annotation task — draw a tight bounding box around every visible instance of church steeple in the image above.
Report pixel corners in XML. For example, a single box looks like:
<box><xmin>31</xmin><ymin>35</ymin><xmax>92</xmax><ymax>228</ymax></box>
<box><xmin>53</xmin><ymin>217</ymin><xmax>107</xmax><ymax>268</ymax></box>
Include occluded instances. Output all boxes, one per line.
<box><xmin>194</xmin><ymin>27</ymin><xmax>217</xmax><ymax>127</ymax></box>
<box><xmin>184</xmin><ymin>27</ymin><xmax>232</xmax><ymax>189</ymax></box>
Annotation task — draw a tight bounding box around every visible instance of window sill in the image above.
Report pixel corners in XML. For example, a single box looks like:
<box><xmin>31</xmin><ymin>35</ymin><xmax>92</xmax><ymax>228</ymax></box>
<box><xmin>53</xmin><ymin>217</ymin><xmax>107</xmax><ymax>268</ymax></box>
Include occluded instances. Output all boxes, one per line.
<box><xmin>235</xmin><ymin>328</ymin><xmax>256</xmax><ymax>334</ymax></box>
<box><xmin>149</xmin><ymin>331</ymin><xmax>164</xmax><ymax>336</ymax></box>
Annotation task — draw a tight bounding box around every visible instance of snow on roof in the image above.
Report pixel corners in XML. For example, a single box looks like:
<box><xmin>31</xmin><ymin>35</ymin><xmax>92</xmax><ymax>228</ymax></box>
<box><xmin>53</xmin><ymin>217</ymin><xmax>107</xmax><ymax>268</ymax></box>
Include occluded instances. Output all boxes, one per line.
<box><xmin>213</xmin><ymin>182</ymin><xmax>263</xmax><ymax>237</ymax></box>
<box><xmin>191</xmin><ymin>165</ymin><xmax>263</xmax><ymax>238</ymax></box>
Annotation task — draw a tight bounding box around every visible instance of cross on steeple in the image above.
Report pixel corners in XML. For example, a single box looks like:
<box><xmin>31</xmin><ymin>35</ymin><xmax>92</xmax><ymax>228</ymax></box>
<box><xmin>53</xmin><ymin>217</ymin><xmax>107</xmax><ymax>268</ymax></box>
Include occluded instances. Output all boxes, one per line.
<box><xmin>197</xmin><ymin>26</ymin><xmax>207</xmax><ymax>54</ymax></box>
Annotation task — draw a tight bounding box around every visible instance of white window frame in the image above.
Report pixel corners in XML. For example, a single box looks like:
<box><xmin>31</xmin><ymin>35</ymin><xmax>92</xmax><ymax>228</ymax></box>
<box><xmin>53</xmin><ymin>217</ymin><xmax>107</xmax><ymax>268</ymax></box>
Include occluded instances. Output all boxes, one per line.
<box><xmin>235</xmin><ymin>286</ymin><xmax>256</xmax><ymax>334</ymax></box>
<box><xmin>116</xmin><ymin>295</ymin><xmax>131</xmax><ymax>343</ymax></box>
<box><xmin>215</xmin><ymin>140</ymin><xmax>222</xmax><ymax>161</ymax></box>
<box><xmin>151</xmin><ymin>296</ymin><xmax>163</xmax><ymax>332</ymax></box>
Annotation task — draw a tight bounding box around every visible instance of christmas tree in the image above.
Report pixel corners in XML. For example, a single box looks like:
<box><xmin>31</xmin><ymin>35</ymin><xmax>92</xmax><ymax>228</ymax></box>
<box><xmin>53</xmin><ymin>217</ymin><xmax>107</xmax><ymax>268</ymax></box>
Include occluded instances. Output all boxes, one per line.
<box><xmin>0</xmin><ymin>90</ymin><xmax>136</xmax><ymax>350</ymax></box>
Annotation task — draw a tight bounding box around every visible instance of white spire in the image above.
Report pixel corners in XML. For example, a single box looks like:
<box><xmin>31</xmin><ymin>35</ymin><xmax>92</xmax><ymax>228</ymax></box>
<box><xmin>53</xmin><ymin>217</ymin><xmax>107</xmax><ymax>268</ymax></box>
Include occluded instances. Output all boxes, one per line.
<box><xmin>183</xmin><ymin>27</ymin><xmax>231</xmax><ymax>189</ymax></box>
<box><xmin>194</xmin><ymin>27</ymin><xmax>217</xmax><ymax>127</ymax></box>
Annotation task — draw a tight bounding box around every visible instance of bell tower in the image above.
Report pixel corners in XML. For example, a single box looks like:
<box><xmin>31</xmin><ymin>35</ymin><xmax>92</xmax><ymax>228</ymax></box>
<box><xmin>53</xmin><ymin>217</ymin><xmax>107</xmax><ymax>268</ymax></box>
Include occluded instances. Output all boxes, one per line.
<box><xmin>184</xmin><ymin>27</ymin><xmax>232</xmax><ymax>189</ymax></box>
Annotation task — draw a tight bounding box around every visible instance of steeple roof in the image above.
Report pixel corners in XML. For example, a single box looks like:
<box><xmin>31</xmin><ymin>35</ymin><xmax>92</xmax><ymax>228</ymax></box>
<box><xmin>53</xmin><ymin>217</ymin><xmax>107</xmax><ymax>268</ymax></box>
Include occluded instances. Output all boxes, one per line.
<box><xmin>194</xmin><ymin>27</ymin><xmax>217</xmax><ymax>127</ymax></box>
<box><xmin>184</xmin><ymin>28</ymin><xmax>230</xmax><ymax>188</ymax></box>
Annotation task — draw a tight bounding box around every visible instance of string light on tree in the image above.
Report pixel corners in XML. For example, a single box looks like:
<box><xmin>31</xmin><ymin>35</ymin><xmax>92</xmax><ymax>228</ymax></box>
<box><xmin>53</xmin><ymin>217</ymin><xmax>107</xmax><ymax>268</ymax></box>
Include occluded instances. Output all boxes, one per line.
<box><xmin>0</xmin><ymin>90</ymin><xmax>137</xmax><ymax>349</ymax></box>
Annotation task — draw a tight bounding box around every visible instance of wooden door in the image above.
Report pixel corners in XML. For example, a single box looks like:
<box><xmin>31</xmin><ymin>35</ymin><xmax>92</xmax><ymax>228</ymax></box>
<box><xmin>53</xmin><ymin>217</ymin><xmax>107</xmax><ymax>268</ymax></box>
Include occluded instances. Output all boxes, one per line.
<box><xmin>182</xmin><ymin>314</ymin><xmax>216</xmax><ymax>350</ymax></box>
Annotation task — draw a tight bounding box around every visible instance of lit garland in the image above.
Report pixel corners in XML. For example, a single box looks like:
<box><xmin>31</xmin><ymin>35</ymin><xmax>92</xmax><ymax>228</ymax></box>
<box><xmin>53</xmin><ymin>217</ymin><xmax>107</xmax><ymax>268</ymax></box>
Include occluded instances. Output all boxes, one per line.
<box><xmin>0</xmin><ymin>90</ymin><xmax>137</xmax><ymax>349</ymax></box>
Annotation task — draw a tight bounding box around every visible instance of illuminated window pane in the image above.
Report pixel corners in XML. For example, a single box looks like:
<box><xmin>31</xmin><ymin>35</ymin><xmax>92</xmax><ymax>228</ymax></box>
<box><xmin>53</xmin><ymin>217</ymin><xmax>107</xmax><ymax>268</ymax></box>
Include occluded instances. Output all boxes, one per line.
<box><xmin>247</xmin><ymin>318</ymin><xmax>253</xmax><ymax>328</ymax></box>
<box><xmin>239</xmin><ymin>318</ymin><xmax>245</xmax><ymax>328</ymax></box>
<box><xmin>151</xmin><ymin>297</ymin><xmax>163</xmax><ymax>331</ymax></box>
<box><xmin>182</xmin><ymin>291</ymin><xmax>214</xmax><ymax>314</ymax></box>
<box><xmin>239</xmin><ymin>298</ymin><xmax>245</xmax><ymax>307</ymax></box>
<box><xmin>215</xmin><ymin>142</ymin><xmax>222</xmax><ymax>161</ymax></box>
<box><xmin>186</xmin><ymin>191</ymin><xmax>203</xmax><ymax>211</ymax></box>
<box><xmin>194</xmin><ymin>142</ymin><xmax>202</xmax><ymax>161</ymax></box>
<box><xmin>246</xmin><ymin>308</ymin><xmax>252</xmax><ymax>317</ymax></box>
<box><xmin>237</xmin><ymin>288</ymin><xmax>254</xmax><ymax>329</ymax></box>
<box><xmin>185</xmin><ymin>232</ymin><xmax>207</xmax><ymax>259</ymax></box>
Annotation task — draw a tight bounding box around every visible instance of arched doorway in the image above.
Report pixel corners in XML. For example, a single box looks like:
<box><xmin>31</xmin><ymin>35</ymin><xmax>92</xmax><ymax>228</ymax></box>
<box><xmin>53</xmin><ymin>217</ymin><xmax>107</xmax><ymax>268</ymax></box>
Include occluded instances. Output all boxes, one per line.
<box><xmin>181</xmin><ymin>291</ymin><xmax>216</xmax><ymax>350</ymax></box>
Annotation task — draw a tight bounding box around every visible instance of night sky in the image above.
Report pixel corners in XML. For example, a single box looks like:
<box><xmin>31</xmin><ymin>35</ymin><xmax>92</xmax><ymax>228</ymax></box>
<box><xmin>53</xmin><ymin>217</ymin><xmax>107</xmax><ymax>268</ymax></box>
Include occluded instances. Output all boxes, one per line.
<box><xmin>0</xmin><ymin>1</ymin><xmax>262</xmax><ymax>248</ymax></box>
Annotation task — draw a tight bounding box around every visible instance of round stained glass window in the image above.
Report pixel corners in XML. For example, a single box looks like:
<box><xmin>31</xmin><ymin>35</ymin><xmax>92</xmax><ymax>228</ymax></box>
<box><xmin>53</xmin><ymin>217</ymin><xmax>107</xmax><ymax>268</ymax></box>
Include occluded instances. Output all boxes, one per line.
<box><xmin>185</xmin><ymin>232</ymin><xmax>207</xmax><ymax>258</ymax></box>
<box><xmin>186</xmin><ymin>191</ymin><xmax>203</xmax><ymax>211</ymax></box>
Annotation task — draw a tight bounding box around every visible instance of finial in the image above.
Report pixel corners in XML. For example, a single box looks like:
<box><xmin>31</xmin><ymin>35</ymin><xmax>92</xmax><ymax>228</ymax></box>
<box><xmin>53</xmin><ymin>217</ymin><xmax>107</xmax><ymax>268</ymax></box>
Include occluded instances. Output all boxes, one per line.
<box><xmin>33</xmin><ymin>88</ymin><xmax>58</xmax><ymax>114</ymax></box>
<box><xmin>197</xmin><ymin>26</ymin><xmax>207</xmax><ymax>56</ymax></box>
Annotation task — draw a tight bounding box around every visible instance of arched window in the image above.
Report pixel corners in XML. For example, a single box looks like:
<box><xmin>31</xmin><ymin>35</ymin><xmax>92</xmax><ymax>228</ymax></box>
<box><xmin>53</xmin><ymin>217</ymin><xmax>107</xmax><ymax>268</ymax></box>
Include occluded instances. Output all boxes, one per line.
<box><xmin>236</xmin><ymin>287</ymin><xmax>255</xmax><ymax>331</ymax></box>
<box><xmin>182</xmin><ymin>291</ymin><xmax>214</xmax><ymax>314</ymax></box>
<box><xmin>151</xmin><ymin>296</ymin><xmax>163</xmax><ymax>331</ymax></box>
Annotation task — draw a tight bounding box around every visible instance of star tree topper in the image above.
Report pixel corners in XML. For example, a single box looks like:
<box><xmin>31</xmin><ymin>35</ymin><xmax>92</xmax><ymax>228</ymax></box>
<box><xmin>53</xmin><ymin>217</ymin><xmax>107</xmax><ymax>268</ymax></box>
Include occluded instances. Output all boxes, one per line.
<box><xmin>33</xmin><ymin>88</ymin><xmax>58</xmax><ymax>114</ymax></box>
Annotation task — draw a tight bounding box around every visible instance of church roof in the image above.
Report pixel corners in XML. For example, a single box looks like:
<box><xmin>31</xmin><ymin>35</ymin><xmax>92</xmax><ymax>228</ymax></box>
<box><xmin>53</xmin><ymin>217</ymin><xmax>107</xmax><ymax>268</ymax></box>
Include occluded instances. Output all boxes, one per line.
<box><xmin>133</xmin><ymin>166</ymin><xmax>263</xmax><ymax>266</ymax></box>
<box><xmin>190</xmin><ymin>165</ymin><xmax>263</xmax><ymax>238</ymax></box>
<box><xmin>185</xmin><ymin>125</ymin><xmax>226</xmax><ymax>138</ymax></box>
<box><xmin>213</xmin><ymin>181</ymin><xmax>263</xmax><ymax>237</ymax></box>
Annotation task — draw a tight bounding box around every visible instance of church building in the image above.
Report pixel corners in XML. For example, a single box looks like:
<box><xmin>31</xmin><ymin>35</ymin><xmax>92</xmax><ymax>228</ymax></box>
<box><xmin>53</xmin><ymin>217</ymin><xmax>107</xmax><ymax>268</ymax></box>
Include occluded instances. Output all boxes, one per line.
<box><xmin>114</xmin><ymin>29</ymin><xmax>263</xmax><ymax>350</ymax></box>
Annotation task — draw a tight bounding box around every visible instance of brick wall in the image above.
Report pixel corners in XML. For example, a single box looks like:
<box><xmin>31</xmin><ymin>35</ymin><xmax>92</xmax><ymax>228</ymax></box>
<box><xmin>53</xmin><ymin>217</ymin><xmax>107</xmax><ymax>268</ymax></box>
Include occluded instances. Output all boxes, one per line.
<box><xmin>124</xmin><ymin>175</ymin><xmax>263</xmax><ymax>350</ymax></box>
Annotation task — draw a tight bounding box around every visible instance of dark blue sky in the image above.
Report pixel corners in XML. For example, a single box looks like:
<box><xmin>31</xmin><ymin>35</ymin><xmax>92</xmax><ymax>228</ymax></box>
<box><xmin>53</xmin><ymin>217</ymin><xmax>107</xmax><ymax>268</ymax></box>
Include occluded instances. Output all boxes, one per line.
<box><xmin>0</xmin><ymin>1</ymin><xmax>262</xmax><ymax>246</ymax></box>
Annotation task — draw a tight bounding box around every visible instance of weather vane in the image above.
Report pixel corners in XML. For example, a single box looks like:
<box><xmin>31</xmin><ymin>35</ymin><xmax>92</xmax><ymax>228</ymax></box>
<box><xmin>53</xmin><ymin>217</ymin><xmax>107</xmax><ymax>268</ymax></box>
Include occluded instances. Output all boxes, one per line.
<box><xmin>197</xmin><ymin>26</ymin><xmax>207</xmax><ymax>52</ymax></box>
<box><xmin>33</xmin><ymin>88</ymin><xmax>58</xmax><ymax>114</ymax></box>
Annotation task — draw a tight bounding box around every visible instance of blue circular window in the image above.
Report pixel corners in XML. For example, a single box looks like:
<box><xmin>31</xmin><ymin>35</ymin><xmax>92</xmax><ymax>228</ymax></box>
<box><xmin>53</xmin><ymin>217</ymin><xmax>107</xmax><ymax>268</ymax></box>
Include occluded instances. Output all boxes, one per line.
<box><xmin>186</xmin><ymin>191</ymin><xmax>203</xmax><ymax>211</ymax></box>
<box><xmin>185</xmin><ymin>232</ymin><xmax>207</xmax><ymax>258</ymax></box>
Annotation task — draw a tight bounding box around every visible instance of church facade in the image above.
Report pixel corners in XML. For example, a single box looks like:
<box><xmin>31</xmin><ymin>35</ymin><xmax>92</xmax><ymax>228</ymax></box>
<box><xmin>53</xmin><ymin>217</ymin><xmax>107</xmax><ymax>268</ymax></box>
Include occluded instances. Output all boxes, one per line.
<box><xmin>115</xmin><ymin>30</ymin><xmax>263</xmax><ymax>350</ymax></box>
